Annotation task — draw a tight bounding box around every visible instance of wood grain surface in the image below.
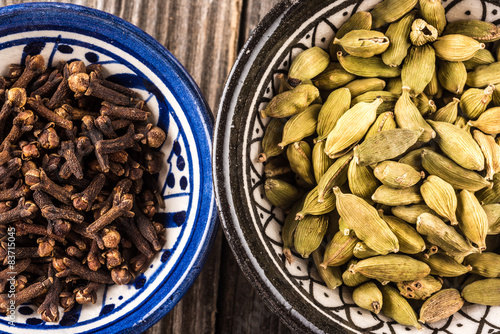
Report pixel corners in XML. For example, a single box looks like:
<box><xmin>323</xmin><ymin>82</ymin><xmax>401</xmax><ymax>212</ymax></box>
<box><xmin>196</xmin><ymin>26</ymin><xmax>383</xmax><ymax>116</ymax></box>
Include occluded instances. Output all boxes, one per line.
<box><xmin>0</xmin><ymin>0</ymin><xmax>290</xmax><ymax>333</ymax></box>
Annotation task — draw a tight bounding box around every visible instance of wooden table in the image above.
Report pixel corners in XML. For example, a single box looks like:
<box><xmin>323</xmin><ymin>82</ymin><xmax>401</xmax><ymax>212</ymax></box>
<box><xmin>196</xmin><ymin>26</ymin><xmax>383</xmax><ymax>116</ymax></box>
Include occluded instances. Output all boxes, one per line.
<box><xmin>0</xmin><ymin>0</ymin><xmax>292</xmax><ymax>332</ymax></box>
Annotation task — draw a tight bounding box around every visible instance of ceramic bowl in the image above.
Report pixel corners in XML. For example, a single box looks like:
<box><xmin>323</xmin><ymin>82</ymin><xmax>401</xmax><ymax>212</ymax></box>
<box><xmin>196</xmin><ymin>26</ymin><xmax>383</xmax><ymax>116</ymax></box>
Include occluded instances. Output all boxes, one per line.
<box><xmin>0</xmin><ymin>3</ymin><xmax>217</xmax><ymax>333</ymax></box>
<box><xmin>214</xmin><ymin>0</ymin><xmax>500</xmax><ymax>333</ymax></box>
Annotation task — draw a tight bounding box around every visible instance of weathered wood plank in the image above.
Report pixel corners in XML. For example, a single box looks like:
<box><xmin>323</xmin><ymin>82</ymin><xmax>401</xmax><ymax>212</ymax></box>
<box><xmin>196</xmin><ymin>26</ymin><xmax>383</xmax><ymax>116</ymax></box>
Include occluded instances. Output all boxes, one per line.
<box><xmin>214</xmin><ymin>0</ymin><xmax>292</xmax><ymax>333</ymax></box>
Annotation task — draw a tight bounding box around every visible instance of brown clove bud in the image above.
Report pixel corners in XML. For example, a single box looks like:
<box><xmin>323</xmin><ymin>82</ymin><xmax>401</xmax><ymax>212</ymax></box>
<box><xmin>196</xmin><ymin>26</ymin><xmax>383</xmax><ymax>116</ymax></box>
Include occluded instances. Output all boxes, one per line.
<box><xmin>12</xmin><ymin>55</ymin><xmax>46</xmax><ymax>89</ymax></box>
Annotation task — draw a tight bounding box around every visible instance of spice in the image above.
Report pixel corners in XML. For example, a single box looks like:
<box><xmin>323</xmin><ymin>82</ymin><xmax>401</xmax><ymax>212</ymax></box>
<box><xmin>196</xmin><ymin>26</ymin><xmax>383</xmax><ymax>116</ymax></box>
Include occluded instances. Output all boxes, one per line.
<box><xmin>0</xmin><ymin>56</ymin><xmax>166</xmax><ymax>321</ymax></box>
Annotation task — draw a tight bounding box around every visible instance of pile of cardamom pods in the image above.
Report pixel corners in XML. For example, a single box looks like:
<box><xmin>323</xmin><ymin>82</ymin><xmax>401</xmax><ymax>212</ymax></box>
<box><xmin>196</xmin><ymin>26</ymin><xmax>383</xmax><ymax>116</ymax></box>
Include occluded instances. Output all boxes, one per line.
<box><xmin>258</xmin><ymin>0</ymin><xmax>500</xmax><ymax>328</ymax></box>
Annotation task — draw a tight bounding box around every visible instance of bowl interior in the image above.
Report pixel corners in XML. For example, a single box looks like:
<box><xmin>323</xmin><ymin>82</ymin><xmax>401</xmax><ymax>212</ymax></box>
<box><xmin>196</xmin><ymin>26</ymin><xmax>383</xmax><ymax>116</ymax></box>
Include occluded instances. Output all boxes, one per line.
<box><xmin>0</xmin><ymin>3</ymin><xmax>216</xmax><ymax>334</ymax></box>
<box><xmin>215</xmin><ymin>0</ymin><xmax>500</xmax><ymax>333</ymax></box>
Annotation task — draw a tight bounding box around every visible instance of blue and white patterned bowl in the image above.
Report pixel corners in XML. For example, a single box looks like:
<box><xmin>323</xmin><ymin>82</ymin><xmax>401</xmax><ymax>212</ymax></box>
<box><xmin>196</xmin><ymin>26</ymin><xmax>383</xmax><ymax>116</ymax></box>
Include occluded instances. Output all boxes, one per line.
<box><xmin>0</xmin><ymin>3</ymin><xmax>217</xmax><ymax>333</ymax></box>
<box><xmin>214</xmin><ymin>0</ymin><xmax>500</xmax><ymax>333</ymax></box>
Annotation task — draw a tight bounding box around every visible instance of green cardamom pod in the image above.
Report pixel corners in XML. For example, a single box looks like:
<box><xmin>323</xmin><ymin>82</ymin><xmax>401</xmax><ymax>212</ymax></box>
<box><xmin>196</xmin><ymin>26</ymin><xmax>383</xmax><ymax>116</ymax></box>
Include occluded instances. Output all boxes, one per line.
<box><xmin>264</xmin><ymin>178</ymin><xmax>301</xmax><ymax>210</ymax></box>
<box><xmin>353</xmin><ymin>282</ymin><xmax>383</xmax><ymax>314</ymax></box>
<box><xmin>464</xmin><ymin>252</ymin><xmax>500</xmax><ymax>278</ymax></box>
<box><xmin>443</xmin><ymin>19</ymin><xmax>500</xmax><ymax>42</ymax></box>
<box><xmin>427</xmin><ymin>120</ymin><xmax>485</xmax><ymax>171</ymax></box>
<box><xmin>350</xmin><ymin>254</ymin><xmax>430</xmax><ymax>283</ymax></box>
<box><xmin>433</xmin><ymin>34</ymin><xmax>486</xmax><ymax>61</ymax></box>
<box><xmin>355</xmin><ymin>128</ymin><xmax>422</xmax><ymax>166</ymax></box>
<box><xmin>372</xmin><ymin>184</ymin><xmax>423</xmax><ymax>206</ymax></box>
<box><xmin>317</xmin><ymin>152</ymin><xmax>353</xmax><ymax>202</ymax></box>
<box><xmin>461</xmin><ymin>278</ymin><xmax>500</xmax><ymax>306</ymax></box>
<box><xmin>431</xmin><ymin>97</ymin><xmax>459</xmax><ymax>123</ymax></box>
<box><xmin>370</xmin><ymin>0</ymin><xmax>418</xmax><ymax>29</ymax></box>
<box><xmin>467</xmin><ymin>62</ymin><xmax>500</xmax><ymax>88</ymax></box>
<box><xmin>321</xmin><ymin>230</ymin><xmax>358</xmax><ymax>267</ymax></box>
<box><xmin>395</xmin><ymin>87</ymin><xmax>435</xmax><ymax>142</ymax></box>
<box><xmin>330</xmin><ymin>11</ymin><xmax>373</xmax><ymax>60</ymax></box>
<box><xmin>457</xmin><ymin>189</ymin><xmax>488</xmax><ymax>251</ymax></box>
<box><xmin>484</xmin><ymin>203</ymin><xmax>500</xmax><ymax>235</ymax></box>
<box><xmin>463</xmin><ymin>48</ymin><xmax>495</xmax><ymax>70</ymax></box>
<box><xmin>294</xmin><ymin>214</ymin><xmax>329</xmax><ymax>258</ymax></box>
<box><xmin>468</xmin><ymin>106</ymin><xmax>500</xmax><ymax>135</ymax></box>
<box><xmin>282</xmin><ymin>197</ymin><xmax>305</xmax><ymax>264</ymax></box>
<box><xmin>382</xmin><ymin>11</ymin><xmax>416</xmax><ymax>67</ymax></box>
<box><xmin>260</xmin><ymin>84</ymin><xmax>319</xmax><ymax>118</ymax></box>
<box><xmin>351</xmin><ymin>91</ymin><xmax>398</xmax><ymax>114</ymax></box>
<box><xmin>419</xmin><ymin>289</ymin><xmax>464</xmax><ymax>324</ymax></box>
<box><xmin>424</xmin><ymin>66</ymin><xmax>441</xmax><ymax>97</ymax></box>
<box><xmin>278</xmin><ymin>104</ymin><xmax>321</xmax><ymax>149</ymax></box>
<box><xmin>397</xmin><ymin>275</ymin><xmax>443</xmax><ymax>300</ymax></box>
<box><xmin>416</xmin><ymin>213</ymin><xmax>478</xmax><ymax>256</ymax></box>
<box><xmin>477</xmin><ymin>173</ymin><xmax>500</xmax><ymax>205</ymax></box>
<box><xmin>383</xmin><ymin>214</ymin><xmax>426</xmax><ymax>254</ymax></box>
<box><xmin>344</xmin><ymin>78</ymin><xmax>386</xmax><ymax>98</ymax></box>
<box><xmin>312</xmin><ymin>249</ymin><xmax>343</xmax><ymax>290</ymax></box>
<box><xmin>401</xmin><ymin>45</ymin><xmax>436</xmax><ymax>96</ymax></box>
<box><xmin>288</xmin><ymin>46</ymin><xmax>330</xmax><ymax>86</ymax></box>
<box><xmin>473</xmin><ymin>130</ymin><xmax>499</xmax><ymax>181</ymax></box>
<box><xmin>324</xmin><ymin>99</ymin><xmax>381</xmax><ymax>158</ymax></box>
<box><xmin>373</xmin><ymin>161</ymin><xmax>423</xmax><ymax>189</ymax></box>
<box><xmin>419</xmin><ymin>0</ymin><xmax>446</xmax><ymax>34</ymax></box>
<box><xmin>347</xmin><ymin>157</ymin><xmax>379</xmax><ymax>204</ymax></box>
<box><xmin>312</xmin><ymin>141</ymin><xmax>333</xmax><ymax>184</ymax></box>
<box><xmin>342</xmin><ymin>259</ymin><xmax>371</xmax><ymax>287</ymax></box>
<box><xmin>296</xmin><ymin>186</ymin><xmax>336</xmax><ymax>220</ymax></box>
<box><xmin>416</xmin><ymin>253</ymin><xmax>472</xmax><ymax>277</ymax></box>
<box><xmin>353</xmin><ymin>241</ymin><xmax>381</xmax><ymax>259</ymax></box>
<box><xmin>410</xmin><ymin>19</ymin><xmax>438</xmax><ymax>46</ymax></box>
<box><xmin>365</xmin><ymin>111</ymin><xmax>397</xmax><ymax>139</ymax></box>
<box><xmin>381</xmin><ymin>285</ymin><xmax>422</xmax><ymax>329</ymax></box>
<box><xmin>337</xmin><ymin>52</ymin><xmax>401</xmax><ymax>78</ymax></box>
<box><xmin>421</xmin><ymin>149</ymin><xmax>490</xmax><ymax>191</ymax></box>
<box><xmin>460</xmin><ymin>85</ymin><xmax>495</xmax><ymax>119</ymax></box>
<box><xmin>316</xmin><ymin>88</ymin><xmax>351</xmax><ymax>142</ymax></box>
<box><xmin>413</xmin><ymin>92</ymin><xmax>436</xmax><ymax>116</ymax></box>
<box><xmin>398</xmin><ymin>147</ymin><xmax>432</xmax><ymax>171</ymax></box>
<box><xmin>386</xmin><ymin>77</ymin><xmax>403</xmax><ymax>94</ymax></box>
<box><xmin>493</xmin><ymin>83</ymin><xmax>500</xmax><ymax>106</ymax></box>
<box><xmin>333</xmin><ymin>29</ymin><xmax>389</xmax><ymax>58</ymax></box>
<box><xmin>420</xmin><ymin>175</ymin><xmax>458</xmax><ymax>225</ymax></box>
<box><xmin>334</xmin><ymin>187</ymin><xmax>399</xmax><ymax>254</ymax></box>
<box><xmin>264</xmin><ymin>156</ymin><xmax>291</xmax><ymax>178</ymax></box>
<box><xmin>287</xmin><ymin>141</ymin><xmax>315</xmax><ymax>187</ymax></box>
<box><xmin>437</xmin><ymin>60</ymin><xmax>467</xmax><ymax>94</ymax></box>
<box><xmin>257</xmin><ymin>118</ymin><xmax>286</xmax><ymax>163</ymax></box>
<box><xmin>391</xmin><ymin>204</ymin><xmax>439</xmax><ymax>224</ymax></box>
<box><xmin>312</xmin><ymin>62</ymin><xmax>357</xmax><ymax>90</ymax></box>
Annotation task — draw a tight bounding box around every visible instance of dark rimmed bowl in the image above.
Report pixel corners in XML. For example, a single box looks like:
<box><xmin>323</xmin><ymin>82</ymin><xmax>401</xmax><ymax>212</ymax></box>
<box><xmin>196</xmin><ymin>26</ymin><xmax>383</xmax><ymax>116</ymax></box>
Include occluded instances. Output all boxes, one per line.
<box><xmin>214</xmin><ymin>0</ymin><xmax>500</xmax><ymax>333</ymax></box>
<box><xmin>0</xmin><ymin>3</ymin><xmax>217</xmax><ymax>333</ymax></box>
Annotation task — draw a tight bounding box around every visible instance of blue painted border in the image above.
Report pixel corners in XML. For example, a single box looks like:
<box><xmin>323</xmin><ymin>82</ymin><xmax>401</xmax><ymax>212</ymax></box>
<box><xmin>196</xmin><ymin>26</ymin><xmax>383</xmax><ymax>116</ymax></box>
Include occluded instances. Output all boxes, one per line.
<box><xmin>0</xmin><ymin>3</ymin><xmax>218</xmax><ymax>334</ymax></box>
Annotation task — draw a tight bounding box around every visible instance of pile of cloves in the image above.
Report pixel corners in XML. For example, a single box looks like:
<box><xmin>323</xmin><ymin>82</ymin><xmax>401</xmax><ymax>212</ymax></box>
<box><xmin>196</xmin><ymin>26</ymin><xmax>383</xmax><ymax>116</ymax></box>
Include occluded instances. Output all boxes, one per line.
<box><xmin>0</xmin><ymin>54</ymin><xmax>167</xmax><ymax>322</ymax></box>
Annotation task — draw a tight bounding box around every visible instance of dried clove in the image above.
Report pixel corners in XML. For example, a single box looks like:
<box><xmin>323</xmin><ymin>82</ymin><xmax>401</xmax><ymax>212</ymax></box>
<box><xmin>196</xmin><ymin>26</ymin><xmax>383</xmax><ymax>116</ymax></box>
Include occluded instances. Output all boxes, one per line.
<box><xmin>0</xmin><ymin>197</ymin><xmax>38</xmax><ymax>224</ymax></box>
<box><xmin>71</xmin><ymin>173</ymin><xmax>105</xmax><ymax>211</ymax></box>
<box><xmin>38</xmin><ymin>274</ymin><xmax>62</xmax><ymax>322</ymax></box>
<box><xmin>74</xmin><ymin>281</ymin><xmax>101</xmax><ymax>305</ymax></box>
<box><xmin>100</xmin><ymin>101</ymin><xmax>149</xmax><ymax>121</ymax></box>
<box><xmin>12</xmin><ymin>55</ymin><xmax>46</xmax><ymax>89</ymax></box>
<box><xmin>27</xmin><ymin>95</ymin><xmax>73</xmax><ymax>130</ymax></box>
<box><xmin>86</xmin><ymin>193</ymin><xmax>134</xmax><ymax>234</ymax></box>
<box><xmin>0</xmin><ymin>180</ymin><xmax>30</xmax><ymax>201</ymax></box>
<box><xmin>95</xmin><ymin>125</ymin><xmax>143</xmax><ymax>155</ymax></box>
<box><xmin>31</xmin><ymin>169</ymin><xmax>73</xmax><ymax>205</ymax></box>
<box><xmin>0</xmin><ymin>55</ymin><xmax>166</xmax><ymax>320</ymax></box>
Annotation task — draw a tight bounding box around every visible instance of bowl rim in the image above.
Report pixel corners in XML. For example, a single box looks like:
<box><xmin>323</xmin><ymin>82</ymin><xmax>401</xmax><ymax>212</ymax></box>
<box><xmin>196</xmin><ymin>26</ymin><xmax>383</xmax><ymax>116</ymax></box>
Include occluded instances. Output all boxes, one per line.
<box><xmin>0</xmin><ymin>2</ymin><xmax>218</xmax><ymax>333</ymax></box>
<box><xmin>213</xmin><ymin>0</ymin><xmax>328</xmax><ymax>333</ymax></box>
